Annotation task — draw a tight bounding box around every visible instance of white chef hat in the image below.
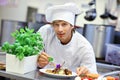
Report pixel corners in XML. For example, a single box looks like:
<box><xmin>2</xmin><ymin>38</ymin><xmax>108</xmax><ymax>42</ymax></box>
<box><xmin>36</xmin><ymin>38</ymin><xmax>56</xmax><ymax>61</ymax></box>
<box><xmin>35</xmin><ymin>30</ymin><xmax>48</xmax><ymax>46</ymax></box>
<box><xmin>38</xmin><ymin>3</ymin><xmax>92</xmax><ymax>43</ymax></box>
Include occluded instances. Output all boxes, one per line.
<box><xmin>45</xmin><ymin>3</ymin><xmax>81</xmax><ymax>26</ymax></box>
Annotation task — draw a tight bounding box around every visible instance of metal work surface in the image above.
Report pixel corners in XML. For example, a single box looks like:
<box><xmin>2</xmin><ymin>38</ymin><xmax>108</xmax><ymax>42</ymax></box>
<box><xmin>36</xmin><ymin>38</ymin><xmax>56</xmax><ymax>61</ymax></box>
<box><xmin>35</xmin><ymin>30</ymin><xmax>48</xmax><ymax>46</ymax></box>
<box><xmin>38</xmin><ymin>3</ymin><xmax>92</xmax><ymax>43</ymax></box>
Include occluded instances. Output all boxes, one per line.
<box><xmin>0</xmin><ymin>53</ymin><xmax>120</xmax><ymax>80</ymax></box>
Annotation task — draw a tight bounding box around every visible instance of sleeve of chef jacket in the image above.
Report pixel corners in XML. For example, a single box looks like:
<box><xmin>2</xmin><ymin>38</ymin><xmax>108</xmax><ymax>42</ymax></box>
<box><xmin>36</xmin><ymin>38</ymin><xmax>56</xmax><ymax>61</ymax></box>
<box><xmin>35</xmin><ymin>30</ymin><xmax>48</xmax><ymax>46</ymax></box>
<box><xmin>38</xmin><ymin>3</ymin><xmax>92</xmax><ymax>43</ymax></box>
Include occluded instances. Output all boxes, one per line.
<box><xmin>80</xmin><ymin>42</ymin><xmax>98</xmax><ymax>73</ymax></box>
<box><xmin>73</xmin><ymin>32</ymin><xmax>97</xmax><ymax>73</ymax></box>
<box><xmin>37</xmin><ymin>24</ymin><xmax>51</xmax><ymax>51</ymax></box>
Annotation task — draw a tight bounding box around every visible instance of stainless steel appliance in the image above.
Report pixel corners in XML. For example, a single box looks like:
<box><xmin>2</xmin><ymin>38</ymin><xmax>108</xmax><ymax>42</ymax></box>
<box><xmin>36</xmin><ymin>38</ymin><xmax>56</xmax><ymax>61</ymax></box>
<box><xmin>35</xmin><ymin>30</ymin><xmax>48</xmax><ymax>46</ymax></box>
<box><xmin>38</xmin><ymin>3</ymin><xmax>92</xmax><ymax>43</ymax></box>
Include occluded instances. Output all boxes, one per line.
<box><xmin>0</xmin><ymin>20</ymin><xmax>27</xmax><ymax>46</ymax></box>
<box><xmin>83</xmin><ymin>24</ymin><xmax>115</xmax><ymax>59</ymax></box>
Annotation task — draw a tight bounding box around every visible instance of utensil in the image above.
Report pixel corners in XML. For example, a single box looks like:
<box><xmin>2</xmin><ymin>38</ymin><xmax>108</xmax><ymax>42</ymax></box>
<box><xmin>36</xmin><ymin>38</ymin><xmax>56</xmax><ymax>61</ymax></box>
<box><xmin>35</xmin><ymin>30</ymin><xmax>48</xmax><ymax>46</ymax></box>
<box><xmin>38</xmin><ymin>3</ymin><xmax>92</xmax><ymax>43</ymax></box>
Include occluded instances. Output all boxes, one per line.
<box><xmin>60</xmin><ymin>61</ymin><xmax>65</xmax><ymax>68</ymax></box>
<box><xmin>49</xmin><ymin>62</ymin><xmax>56</xmax><ymax>67</ymax></box>
<box><xmin>84</xmin><ymin>0</ymin><xmax>97</xmax><ymax>21</ymax></box>
<box><xmin>48</xmin><ymin>57</ymin><xmax>65</xmax><ymax>69</ymax></box>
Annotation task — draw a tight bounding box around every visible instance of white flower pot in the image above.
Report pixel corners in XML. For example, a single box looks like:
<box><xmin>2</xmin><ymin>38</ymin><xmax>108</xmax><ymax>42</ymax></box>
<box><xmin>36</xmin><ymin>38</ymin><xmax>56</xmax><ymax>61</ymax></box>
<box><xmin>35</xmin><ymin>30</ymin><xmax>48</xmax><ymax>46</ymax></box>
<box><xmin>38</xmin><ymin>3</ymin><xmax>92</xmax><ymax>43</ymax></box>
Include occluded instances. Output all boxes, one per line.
<box><xmin>6</xmin><ymin>54</ymin><xmax>38</xmax><ymax>74</ymax></box>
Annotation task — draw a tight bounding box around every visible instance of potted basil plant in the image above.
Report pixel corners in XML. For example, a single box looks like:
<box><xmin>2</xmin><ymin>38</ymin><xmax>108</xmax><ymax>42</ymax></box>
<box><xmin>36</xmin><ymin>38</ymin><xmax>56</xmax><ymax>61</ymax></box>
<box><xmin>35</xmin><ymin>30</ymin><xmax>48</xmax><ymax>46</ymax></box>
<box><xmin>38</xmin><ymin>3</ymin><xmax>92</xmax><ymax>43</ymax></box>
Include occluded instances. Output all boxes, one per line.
<box><xmin>1</xmin><ymin>27</ymin><xmax>44</xmax><ymax>74</ymax></box>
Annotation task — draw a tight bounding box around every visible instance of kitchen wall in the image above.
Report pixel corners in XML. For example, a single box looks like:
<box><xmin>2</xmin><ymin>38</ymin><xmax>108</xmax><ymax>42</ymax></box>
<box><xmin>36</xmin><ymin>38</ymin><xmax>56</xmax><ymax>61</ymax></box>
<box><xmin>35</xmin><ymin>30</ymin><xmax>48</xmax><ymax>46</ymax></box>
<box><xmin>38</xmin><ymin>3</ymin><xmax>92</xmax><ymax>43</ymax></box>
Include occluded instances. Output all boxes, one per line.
<box><xmin>0</xmin><ymin>0</ymin><xmax>27</xmax><ymax>33</ymax></box>
<box><xmin>77</xmin><ymin>0</ymin><xmax>118</xmax><ymax>27</ymax></box>
<box><xmin>0</xmin><ymin>0</ymin><xmax>117</xmax><ymax>31</ymax></box>
<box><xmin>27</xmin><ymin>0</ymin><xmax>117</xmax><ymax>27</ymax></box>
<box><xmin>0</xmin><ymin>0</ymin><xmax>27</xmax><ymax>21</ymax></box>
<box><xmin>27</xmin><ymin>0</ymin><xmax>106</xmax><ymax>27</ymax></box>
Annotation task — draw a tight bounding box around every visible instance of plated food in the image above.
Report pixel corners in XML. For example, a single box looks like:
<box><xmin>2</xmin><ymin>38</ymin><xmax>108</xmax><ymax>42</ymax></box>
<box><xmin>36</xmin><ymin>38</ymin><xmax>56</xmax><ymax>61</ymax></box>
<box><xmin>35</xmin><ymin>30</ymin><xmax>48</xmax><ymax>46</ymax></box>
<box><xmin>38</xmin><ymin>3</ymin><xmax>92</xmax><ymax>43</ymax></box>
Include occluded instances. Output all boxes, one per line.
<box><xmin>86</xmin><ymin>73</ymin><xmax>99</xmax><ymax>79</ymax></box>
<box><xmin>75</xmin><ymin>73</ymin><xmax>119</xmax><ymax>80</ymax></box>
<box><xmin>39</xmin><ymin>68</ymin><xmax>77</xmax><ymax>78</ymax></box>
<box><xmin>45</xmin><ymin>63</ymin><xmax>72</xmax><ymax>75</ymax></box>
<box><xmin>102</xmin><ymin>76</ymin><xmax>119</xmax><ymax>80</ymax></box>
<box><xmin>39</xmin><ymin>63</ymin><xmax>77</xmax><ymax>78</ymax></box>
<box><xmin>76</xmin><ymin>73</ymin><xmax>99</xmax><ymax>80</ymax></box>
<box><xmin>46</xmin><ymin>67</ymin><xmax>72</xmax><ymax>75</ymax></box>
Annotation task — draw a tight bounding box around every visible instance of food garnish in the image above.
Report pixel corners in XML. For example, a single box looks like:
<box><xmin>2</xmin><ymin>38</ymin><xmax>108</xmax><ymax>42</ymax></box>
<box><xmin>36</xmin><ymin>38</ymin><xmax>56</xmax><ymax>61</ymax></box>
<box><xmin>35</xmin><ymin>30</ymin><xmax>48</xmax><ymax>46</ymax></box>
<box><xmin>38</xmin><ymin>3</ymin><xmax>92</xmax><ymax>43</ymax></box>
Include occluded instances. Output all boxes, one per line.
<box><xmin>48</xmin><ymin>57</ymin><xmax>54</xmax><ymax>62</ymax></box>
<box><xmin>46</xmin><ymin>61</ymin><xmax>72</xmax><ymax>75</ymax></box>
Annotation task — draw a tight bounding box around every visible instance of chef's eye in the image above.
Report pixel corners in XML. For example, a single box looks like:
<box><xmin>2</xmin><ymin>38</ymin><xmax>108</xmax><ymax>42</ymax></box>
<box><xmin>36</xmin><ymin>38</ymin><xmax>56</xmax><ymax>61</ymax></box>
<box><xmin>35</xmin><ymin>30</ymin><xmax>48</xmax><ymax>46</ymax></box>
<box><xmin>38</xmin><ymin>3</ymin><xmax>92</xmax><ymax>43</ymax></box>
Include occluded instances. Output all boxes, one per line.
<box><xmin>62</xmin><ymin>23</ymin><xmax>68</xmax><ymax>26</ymax></box>
<box><xmin>53</xmin><ymin>23</ymin><xmax>59</xmax><ymax>27</ymax></box>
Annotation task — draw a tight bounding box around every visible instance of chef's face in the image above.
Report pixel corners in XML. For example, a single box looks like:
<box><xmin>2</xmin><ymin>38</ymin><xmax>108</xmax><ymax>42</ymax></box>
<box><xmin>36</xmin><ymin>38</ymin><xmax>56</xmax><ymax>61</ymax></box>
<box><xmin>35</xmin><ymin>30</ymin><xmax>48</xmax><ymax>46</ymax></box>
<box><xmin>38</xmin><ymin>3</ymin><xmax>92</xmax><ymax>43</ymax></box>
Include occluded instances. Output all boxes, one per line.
<box><xmin>52</xmin><ymin>20</ymin><xmax>74</xmax><ymax>44</ymax></box>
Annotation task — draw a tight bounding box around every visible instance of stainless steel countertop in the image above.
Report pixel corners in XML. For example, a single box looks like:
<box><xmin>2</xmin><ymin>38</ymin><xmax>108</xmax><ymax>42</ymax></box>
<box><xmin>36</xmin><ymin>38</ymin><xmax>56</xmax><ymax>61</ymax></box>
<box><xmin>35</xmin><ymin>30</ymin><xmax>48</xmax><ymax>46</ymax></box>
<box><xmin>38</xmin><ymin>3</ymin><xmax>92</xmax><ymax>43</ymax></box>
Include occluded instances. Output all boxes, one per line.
<box><xmin>0</xmin><ymin>69</ymin><xmax>76</xmax><ymax>80</ymax></box>
<box><xmin>0</xmin><ymin>52</ymin><xmax>120</xmax><ymax>80</ymax></box>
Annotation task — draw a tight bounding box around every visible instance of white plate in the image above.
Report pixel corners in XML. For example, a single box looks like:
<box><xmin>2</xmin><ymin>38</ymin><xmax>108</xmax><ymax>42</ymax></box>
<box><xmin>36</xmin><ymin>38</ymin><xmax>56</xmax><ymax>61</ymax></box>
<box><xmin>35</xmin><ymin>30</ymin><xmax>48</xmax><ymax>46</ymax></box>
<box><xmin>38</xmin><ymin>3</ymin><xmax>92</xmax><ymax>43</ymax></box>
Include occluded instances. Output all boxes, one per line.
<box><xmin>39</xmin><ymin>69</ymin><xmax>77</xmax><ymax>78</ymax></box>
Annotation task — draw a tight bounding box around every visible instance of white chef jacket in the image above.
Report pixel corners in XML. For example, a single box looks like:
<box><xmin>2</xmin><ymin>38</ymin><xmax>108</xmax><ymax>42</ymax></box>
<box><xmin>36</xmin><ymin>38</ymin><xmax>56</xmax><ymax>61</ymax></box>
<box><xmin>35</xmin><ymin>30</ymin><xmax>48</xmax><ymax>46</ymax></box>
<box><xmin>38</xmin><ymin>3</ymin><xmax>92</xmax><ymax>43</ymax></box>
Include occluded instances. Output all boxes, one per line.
<box><xmin>38</xmin><ymin>24</ymin><xmax>97</xmax><ymax>73</ymax></box>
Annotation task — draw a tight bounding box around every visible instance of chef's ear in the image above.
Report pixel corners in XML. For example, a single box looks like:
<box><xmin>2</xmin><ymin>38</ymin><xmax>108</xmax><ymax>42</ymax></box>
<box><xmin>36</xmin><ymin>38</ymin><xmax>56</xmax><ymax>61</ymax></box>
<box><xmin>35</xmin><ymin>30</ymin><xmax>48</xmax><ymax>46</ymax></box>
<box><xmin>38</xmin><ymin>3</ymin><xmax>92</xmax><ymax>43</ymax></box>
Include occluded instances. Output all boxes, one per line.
<box><xmin>71</xmin><ymin>25</ymin><xmax>75</xmax><ymax>32</ymax></box>
<box><xmin>70</xmin><ymin>24</ymin><xmax>74</xmax><ymax>28</ymax></box>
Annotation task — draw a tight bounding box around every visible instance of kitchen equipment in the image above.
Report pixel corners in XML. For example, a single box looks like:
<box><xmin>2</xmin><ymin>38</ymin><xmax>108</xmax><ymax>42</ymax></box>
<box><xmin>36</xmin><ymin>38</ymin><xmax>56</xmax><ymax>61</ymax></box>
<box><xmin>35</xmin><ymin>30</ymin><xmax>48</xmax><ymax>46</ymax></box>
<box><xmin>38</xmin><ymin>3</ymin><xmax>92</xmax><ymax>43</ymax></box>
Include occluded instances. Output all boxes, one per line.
<box><xmin>114</xmin><ymin>31</ymin><xmax>120</xmax><ymax>44</ymax></box>
<box><xmin>84</xmin><ymin>9</ymin><xmax>97</xmax><ymax>21</ymax></box>
<box><xmin>84</xmin><ymin>0</ymin><xmax>97</xmax><ymax>21</ymax></box>
<box><xmin>105</xmin><ymin>44</ymin><xmax>120</xmax><ymax>66</ymax></box>
<box><xmin>88</xmin><ymin>0</ymin><xmax>95</xmax><ymax>6</ymax></box>
<box><xmin>100</xmin><ymin>0</ymin><xmax>117</xmax><ymax>20</ymax></box>
<box><xmin>97</xmin><ymin>71</ymin><xmax>120</xmax><ymax>80</ymax></box>
<box><xmin>28</xmin><ymin>22</ymin><xmax>45</xmax><ymax>32</ymax></box>
<box><xmin>75</xmin><ymin>26</ymin><xmax>83</xmax><ymax>35</ymax></box>
<box><xmin>0</xmin><ymin>20</ymin><xmax>27</xmax><ymax>46</ymax></box>
<box><xmin>100</xmin><ymin>8</ymin><xmax>109</xmax><ymax>19</ymax></box>
<box><xmin>100</xmin><ymin>8</ymin><xmax>117</xmax><ymax>20</ymax></box>
<box><xmin>83</xmin><ymin>24</ymin><xmax>115</xmax><ymax>59</ymax></box>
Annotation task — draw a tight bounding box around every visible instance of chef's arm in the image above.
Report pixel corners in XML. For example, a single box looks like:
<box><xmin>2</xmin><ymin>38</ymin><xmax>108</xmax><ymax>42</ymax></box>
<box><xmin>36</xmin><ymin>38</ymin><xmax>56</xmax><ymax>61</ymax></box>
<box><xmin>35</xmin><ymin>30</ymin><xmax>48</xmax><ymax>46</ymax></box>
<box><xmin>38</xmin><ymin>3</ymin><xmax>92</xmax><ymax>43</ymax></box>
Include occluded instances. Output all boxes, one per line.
<box><xmin>79</xmin><ymin>49</ymin><xmax>97</xmax><ymax>74</ymax></box>
<box><xmin>76</xmin><ymin>45</ymin><xmax>97</xmax><ymax>75</ymax></box>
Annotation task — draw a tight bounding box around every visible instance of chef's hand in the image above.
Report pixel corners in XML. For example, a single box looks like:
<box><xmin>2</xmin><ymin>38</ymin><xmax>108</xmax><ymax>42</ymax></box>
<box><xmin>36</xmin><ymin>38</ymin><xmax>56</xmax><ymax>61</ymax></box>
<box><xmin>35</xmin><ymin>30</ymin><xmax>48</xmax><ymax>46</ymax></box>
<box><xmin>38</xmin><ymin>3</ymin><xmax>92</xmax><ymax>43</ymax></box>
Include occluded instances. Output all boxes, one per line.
<box><xmin>76</xmin><ymin>66</ymin><xmax>90</xmax><ymax>76</ymax></box>
<box><xmin>37</xmin><ymin>52</ymin><xmax>49</xmax><ymax>68</ymax></box>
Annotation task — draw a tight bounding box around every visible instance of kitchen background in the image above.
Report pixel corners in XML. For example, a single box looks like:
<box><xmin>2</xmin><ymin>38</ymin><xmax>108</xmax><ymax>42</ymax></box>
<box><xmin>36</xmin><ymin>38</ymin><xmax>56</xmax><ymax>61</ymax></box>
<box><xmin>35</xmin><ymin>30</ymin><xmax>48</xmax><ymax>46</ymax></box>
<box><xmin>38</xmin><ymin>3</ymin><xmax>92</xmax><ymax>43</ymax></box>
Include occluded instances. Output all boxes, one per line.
<box><xmin>0</xmin><ymin>0</ymin><xmax>120</xmax><ymax>65</ymax></box>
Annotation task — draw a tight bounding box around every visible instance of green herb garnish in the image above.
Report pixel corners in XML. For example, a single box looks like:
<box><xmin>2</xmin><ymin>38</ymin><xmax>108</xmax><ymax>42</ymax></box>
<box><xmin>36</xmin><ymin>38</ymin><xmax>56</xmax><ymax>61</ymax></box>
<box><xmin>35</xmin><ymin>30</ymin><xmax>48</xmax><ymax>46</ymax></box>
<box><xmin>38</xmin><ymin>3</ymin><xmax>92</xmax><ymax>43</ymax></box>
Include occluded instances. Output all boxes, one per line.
<box><xmin>48</xmin><ymin>57</ymin><xmax>54</xmax><ymax>62</ymax></box>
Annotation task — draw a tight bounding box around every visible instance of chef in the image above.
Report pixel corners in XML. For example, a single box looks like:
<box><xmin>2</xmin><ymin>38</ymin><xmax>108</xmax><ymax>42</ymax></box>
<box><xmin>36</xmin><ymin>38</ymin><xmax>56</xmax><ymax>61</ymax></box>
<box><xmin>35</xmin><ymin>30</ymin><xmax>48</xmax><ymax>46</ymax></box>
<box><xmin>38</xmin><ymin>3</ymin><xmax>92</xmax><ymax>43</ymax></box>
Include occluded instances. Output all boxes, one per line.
<box><xmin>37</xmin><ymin>2</ymin><xmax>97</xmax><ymax>75</ymax></box>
